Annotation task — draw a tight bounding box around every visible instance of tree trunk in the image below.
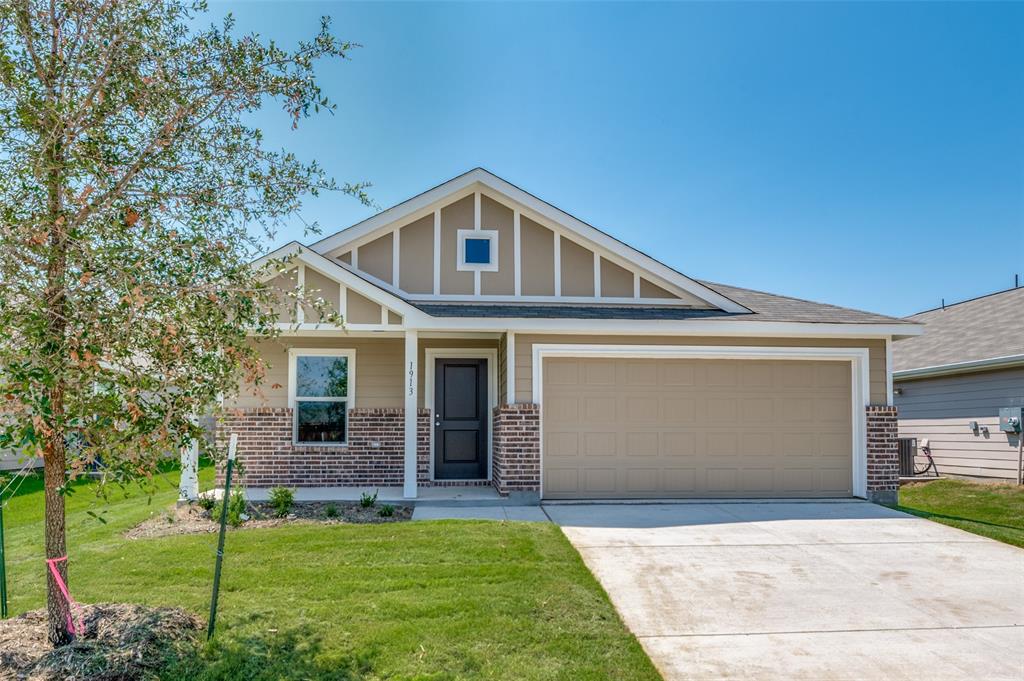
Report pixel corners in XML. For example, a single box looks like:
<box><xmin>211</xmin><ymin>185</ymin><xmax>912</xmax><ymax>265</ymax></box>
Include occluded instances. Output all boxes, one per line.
<box><xmin>43</xmin><ymin>436</ymin><xmax>71</xmax><ymax>647</ymax></box>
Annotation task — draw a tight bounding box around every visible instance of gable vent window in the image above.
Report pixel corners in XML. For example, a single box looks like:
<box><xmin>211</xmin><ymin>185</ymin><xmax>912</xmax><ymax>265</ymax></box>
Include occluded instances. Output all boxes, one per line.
<box><xmin>457</xmin><ymin>229</ymin><xmax>499</xmax><ymax>272</ymax></box>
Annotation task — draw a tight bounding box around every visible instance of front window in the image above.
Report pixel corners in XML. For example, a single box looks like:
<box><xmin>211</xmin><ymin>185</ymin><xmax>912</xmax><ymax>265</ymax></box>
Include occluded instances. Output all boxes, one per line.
<box><xmin>291</xmin><ymin>351</ymin><xmax>353</xmax><ymax>445</ymax></box>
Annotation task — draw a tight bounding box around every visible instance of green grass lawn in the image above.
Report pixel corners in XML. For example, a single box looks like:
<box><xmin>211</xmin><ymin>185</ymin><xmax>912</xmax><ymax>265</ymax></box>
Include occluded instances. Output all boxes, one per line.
<box><xmin>894</xmin><ymin>479</ymin><xmax>1024</xmax><ymax>548</ymax></box>
<box><xmin>0</xmin><ymin>466</ymin><xmax>658</xmax><ymax>680</ymax></box>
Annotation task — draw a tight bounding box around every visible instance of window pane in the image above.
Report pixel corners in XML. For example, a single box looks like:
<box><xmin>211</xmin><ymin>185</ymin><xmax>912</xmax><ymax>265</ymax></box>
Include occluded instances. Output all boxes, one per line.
<box><xmin>296</xmin><ymin>356</ymin><xmax>348</xmax><ymax>397</ymax></box>
<box><xmin>296</xmin><ymin>401</ymin><xmax>347</xmax><ymax>444</ymax></box>
<box><xmin>464</xmin><ymin>238</ymin><xmax>491</xmax><ymax>264</ymax></box>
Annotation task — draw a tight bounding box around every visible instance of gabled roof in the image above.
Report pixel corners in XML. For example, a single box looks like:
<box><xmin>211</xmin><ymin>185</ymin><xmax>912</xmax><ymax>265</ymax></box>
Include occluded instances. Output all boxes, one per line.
<box><xmin>893</xmin><ymin>287</ymin><xmax>1024</xmax><ymax>375</ymax></box>
<box><xmin>307</xmin><ymin>168</ymin><xmax>750</xmax><ymax>314</ymax></box>
<box><xmin>698</xmin><ymin>281</ymin><xmax>914</xmax><ymax>325</ymax></box>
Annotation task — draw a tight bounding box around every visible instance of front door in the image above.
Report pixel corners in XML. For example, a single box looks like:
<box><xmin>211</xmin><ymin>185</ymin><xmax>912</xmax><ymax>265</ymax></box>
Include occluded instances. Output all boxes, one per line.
<box><xmin>434</xmin><ymin>358</ymin><xmax>488</xmax><ymax>479</ymax></box>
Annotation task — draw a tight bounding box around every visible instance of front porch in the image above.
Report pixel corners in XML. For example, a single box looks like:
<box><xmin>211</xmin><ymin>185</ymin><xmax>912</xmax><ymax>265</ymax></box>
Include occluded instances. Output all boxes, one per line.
<box><xmin>192</xmin><ymin>330</ymin><xmax>543</xmax><ymax>504</ymax></box>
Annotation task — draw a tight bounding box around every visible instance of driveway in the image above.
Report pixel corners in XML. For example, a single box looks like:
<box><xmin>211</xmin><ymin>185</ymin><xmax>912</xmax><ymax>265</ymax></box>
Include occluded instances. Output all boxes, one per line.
<box><xmin>547</xmin><ymin>501</ymin><xmax>1024</xmax><ymax>681</ymax></box>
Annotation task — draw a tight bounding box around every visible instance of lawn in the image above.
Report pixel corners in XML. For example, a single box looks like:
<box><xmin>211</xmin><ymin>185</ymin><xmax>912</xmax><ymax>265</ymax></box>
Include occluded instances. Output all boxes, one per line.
<box><xmin>0</xmin><ymin>466</ymin><xmax>658</xmax><ymax>680</ymax></box>
<box><xmin>894</xmin><ymin>479</ymin><xmax>1024</xmax><ymax>548</ymax></box>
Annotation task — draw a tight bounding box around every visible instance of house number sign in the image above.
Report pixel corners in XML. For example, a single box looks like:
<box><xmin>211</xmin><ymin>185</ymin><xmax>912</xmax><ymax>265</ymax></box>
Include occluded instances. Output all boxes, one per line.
<box><xmin>408</xmin><ymin>361</ymin><xmax>415</xmax><ymax>397</ymax></box>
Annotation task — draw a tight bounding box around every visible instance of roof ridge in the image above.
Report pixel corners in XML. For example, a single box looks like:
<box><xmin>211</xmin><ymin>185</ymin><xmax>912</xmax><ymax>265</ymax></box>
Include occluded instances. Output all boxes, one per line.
<box><xmin>908</xmin><ymin>285</ymin><xmax>1024</xmax><ymax>318</ymax></box>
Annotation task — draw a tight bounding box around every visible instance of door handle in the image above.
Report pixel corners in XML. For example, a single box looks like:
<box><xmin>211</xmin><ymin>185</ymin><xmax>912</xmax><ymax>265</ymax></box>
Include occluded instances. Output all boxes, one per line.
<box><xmin>434</xmin><ymin>420</ymin><xmax>441</xmax><ymax>427</ymax></box>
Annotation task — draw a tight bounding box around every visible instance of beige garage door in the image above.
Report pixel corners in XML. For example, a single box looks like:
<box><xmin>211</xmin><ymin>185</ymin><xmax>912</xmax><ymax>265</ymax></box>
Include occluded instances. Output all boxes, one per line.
<box><xmin>542</xmin><ymin>357</ymin><xmax>853</xmax><ymax>499</ymax></box>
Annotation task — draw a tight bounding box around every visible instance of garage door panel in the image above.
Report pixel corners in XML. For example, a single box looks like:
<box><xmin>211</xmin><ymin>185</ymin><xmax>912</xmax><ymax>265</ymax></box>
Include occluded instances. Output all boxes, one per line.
<box><xmin>542</xmin><ymin>357</ymin><xmax>853</xmax><ymax>499</ymax></box>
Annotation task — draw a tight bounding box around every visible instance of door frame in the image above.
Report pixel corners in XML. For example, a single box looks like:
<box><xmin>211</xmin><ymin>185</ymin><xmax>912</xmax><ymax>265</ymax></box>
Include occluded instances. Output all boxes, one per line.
<box><xmin>532</xmin><ymin>344</ymin><xmax>872</xmax><ymax>500</ymax></box>
<box><xmin>425</xmin><ymin>348</ymin><xmax>498</xmax><ymax>481</ymax></box>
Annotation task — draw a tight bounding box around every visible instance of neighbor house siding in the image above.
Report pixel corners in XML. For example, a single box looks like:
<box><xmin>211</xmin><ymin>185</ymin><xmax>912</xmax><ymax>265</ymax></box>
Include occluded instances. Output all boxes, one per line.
<box><xmin>895</xmin><ymin>367</ymin><xmax>1024</xmax><ymax>480</ymax></box>
<box><xmin>513</xmin><ymin>335</ymin><xmax>888</xmax><ymax>405</ymax></box>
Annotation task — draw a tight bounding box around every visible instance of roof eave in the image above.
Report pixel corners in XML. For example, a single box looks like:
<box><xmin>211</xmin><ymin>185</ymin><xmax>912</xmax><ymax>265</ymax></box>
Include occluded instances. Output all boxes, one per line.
<box><xmin>893</xmin><ymin>353</ymin><xmax>1024</xmax><ymax>381</ymax></box>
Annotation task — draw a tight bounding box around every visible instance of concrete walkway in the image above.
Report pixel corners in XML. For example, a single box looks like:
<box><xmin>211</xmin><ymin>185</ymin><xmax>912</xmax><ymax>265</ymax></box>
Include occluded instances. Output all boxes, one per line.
<box><xmin>547</xmin><ymin>501</ymin><xmax>1024</xmax><ymax>681</ymax></box>
<box><xmin>411</xmin><ymin>505</ymin><xmax>548</xmax><ymax>521</ymax></box>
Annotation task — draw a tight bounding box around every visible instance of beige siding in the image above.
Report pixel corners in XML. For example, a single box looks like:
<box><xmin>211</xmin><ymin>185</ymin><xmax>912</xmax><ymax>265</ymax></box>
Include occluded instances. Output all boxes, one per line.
<box><xmin>440</xmin><ymin>195</ymin><xmax>475</xmax><ymax>294</ymax></box>
<box><xmin>520</xmin><ymin>216</ymin><xmax>555</xmax><ymax>296</ymax></box>
<box><xmin>229</xmin><ymin>337</ymin><xmax>403</xmax><ymax>409</ymax></box>
<box><xmin>640</xmin><ymin>277</ymin><xmax>676</xmax><ymax>299</ymax></box>
<box><xmin>399</xmin><ymin>215</ymin><xmax>435</xmax><ymax>294</ymax></box>
<box><xmin>601</xmin><ymin>257</ymin><xmax>633</xmax><ymax>298</ymax></box>
<box><xmin>560</xmin><ymin>237</ymin><xmax>596</xmax><ymax>297</ymax></box>
<box><xmin>346</xmin><ymin>289</ymin><xmax>382</xmax><ymax>324</ymax></box>
<box><xmin>515</xmin><ymin>335</ymin><xmax>887</xmax><ymax>405</ymax></box>
<box><xmin>266</xmin><ymin>270</ymin><xmax>297</xmax><ymax>322</ymax></box>
<box><xmin>480</xmin><ymin>195</ymin><xmax>515</xmax><ymax>295</ymax></box>
<box><xmin>337</xmin><ymin>251</ymin><xmax>352</xmax><ymax>265</ymax></box>
<box><xmin>357</xmin><ymin>232</ymin><xmax>393</xmax><ymax>284</ymax></box>
<box><xmin>388</xmin><ymin>310</ymin><xmax>403</xmax><ymax>325</ymax></box>
<box><xmin>301</xmin><ymin>268</ymin><xmax>341</xmax><ymax>322</ymax></box>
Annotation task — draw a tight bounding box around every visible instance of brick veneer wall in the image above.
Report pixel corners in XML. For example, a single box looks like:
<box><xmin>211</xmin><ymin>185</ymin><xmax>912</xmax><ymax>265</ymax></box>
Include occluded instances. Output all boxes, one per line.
<box><xmin>866</xmin><ymin>404</ymin><xmax>899</xmax><ymax>504</ymax></box>
<box><xmin>215</xmin><ymin>407</ymin><xmax>429</xmax><ymax>487</ymax></box>
<box><xmin>492</xmin><ymin>403</ymin><xmax>541</xmax><ymax>497</ymax></box>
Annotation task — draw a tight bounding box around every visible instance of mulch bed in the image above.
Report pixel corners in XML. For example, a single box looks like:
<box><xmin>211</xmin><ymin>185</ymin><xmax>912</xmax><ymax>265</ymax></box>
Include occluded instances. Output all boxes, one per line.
<box><xmin>0</xmin><ymin>603</ymin><xmax>200</xmax><ymax>681</ymax></box>
<box><xmin>125</xmin><ymin>499</ymin><xmax>412</xmax><ymax>540</ymax></box>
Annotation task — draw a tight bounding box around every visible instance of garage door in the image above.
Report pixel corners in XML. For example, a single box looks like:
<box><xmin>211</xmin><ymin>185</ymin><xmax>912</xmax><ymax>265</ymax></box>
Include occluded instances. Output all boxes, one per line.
<box><xmin>542</xmin><ymin>357</ymin><xmax>852</xmax><ymax>499</ymax></box>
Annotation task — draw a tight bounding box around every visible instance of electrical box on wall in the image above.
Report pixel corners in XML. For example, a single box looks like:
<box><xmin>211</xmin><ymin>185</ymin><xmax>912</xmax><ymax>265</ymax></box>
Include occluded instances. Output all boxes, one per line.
<box><xmin>998</xmin><ymin>407</ymin><xmax>1022</xmax><ymax>433</ymax></box>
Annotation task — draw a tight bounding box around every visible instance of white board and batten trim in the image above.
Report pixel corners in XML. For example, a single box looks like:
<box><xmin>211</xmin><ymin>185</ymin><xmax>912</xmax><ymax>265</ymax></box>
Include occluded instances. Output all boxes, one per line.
<box><xmin>286</xmin><ymin>347</ymin><xmax>356</xmax><ymax>447</ymax></box>
<box><xmin>423</xmin><ymin>347</ymin><xmax>498</xmax><ymax>483</ymax></box>
<box><xmin>530</xmin><ymin>343</ymin><xmax>873</xmax><ymax>500</ymax></box>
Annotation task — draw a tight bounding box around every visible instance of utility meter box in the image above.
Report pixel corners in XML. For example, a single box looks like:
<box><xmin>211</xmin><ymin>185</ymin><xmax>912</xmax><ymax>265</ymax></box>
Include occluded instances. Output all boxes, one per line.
<box><xmin>998</xmin><ymin>407</ymin><xmax>1023</xmax><ymax>433</ymax></box>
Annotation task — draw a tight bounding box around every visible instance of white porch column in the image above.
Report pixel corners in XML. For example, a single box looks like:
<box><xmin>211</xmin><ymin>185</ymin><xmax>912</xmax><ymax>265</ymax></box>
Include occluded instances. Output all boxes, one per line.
<box><xmin>178</xmin><ymin>437</ymin><xmax>199</xmax><ymax>502</ymax></box>
<box><xmin>404</xmin><ymin>329</ymin><xmax>419</xmax><ymax>499</ymax></box>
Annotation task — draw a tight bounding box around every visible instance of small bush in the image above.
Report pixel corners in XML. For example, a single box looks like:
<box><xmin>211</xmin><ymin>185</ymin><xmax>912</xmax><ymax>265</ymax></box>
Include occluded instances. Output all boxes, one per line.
<box><xmin>324</xmin><ymin>503</ymin><xmax>338</xmax><ymax>519</ymax></box>
<box><xmin>213</xmin><ymin>490</ymin><xmax>247</xmax><ymax>527</ymax></box>
<box><xmin>359</xmin><ymin>490</ymin><xmax>378</xmax><ymax>508</ymax></box>
<box><xmin>377</xmin><ymin>504</ymin><xmax>394</xmax><ymax>518</ymax></box>
<box><xmin>268</xmin><ymin>486</ymin><xmax>295</xmax><ymax>518</ymax></box>
<box><xmin>197</xmin><ymin>496</ymin><xmax>216</xmax><ymax>512</ymax></box>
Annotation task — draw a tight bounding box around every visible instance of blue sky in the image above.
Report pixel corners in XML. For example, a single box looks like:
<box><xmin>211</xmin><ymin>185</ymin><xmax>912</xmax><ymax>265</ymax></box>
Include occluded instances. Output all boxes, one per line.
<box><xmin>211</xmin><ymin>1</ymin><xmax>1022</xmax><ymax>317</ymax></box>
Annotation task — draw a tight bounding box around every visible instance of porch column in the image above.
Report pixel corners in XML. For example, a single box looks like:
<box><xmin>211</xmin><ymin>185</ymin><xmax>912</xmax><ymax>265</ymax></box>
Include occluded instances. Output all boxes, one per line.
<box><xmin>404</xmin><ymin>329</ymin><xmax>419</xmax><ymax>499</ymax></box>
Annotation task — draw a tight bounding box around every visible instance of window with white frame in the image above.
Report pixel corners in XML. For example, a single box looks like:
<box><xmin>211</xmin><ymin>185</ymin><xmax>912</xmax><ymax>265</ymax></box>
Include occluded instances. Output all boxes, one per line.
<box><xmin>456</xmin><ymin>229</ymin><xmax>499</xmax><ymax>272</ymax></box>
<box><xmin>289</xmin><ymin>349</ymin><xmax>354</xmax><ymax>445</ymax></box>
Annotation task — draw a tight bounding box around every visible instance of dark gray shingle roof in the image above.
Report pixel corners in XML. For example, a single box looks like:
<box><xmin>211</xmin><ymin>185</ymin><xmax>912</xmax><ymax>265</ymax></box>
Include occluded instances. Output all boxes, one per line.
<box><xmin>893</xmin><ymin>287</ymin><xmax>1024</xmax><ymax>372</ymax></box>
<box><xmin>696</xmin><ymin>281</ymin><xmax>913</xmax><ymax>325</ymax></box>
<box><xmin>412</xmin><ymin>304</ymin><xmax>734</xmax><ymax>320</ymax></box>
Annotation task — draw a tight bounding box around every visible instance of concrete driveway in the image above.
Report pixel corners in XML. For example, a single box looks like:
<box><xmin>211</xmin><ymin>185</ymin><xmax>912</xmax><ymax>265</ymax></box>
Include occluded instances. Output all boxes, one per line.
<box><xmin>546</xmin><ymin>501</ymin><xmax>1024</xmax><ymax>681</ymax></box>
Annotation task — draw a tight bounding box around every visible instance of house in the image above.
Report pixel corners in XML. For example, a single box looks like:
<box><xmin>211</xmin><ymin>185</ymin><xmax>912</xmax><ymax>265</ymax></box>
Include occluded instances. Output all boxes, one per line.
<box><xmin>894</xmin><ymin>287</ymin><xmax>1024</xmax><ymax>481</ymax></box>
<box><xmin>215</xmin><ymin>168</ymin><xmax>921</xmax><ymax>504</ymax></box>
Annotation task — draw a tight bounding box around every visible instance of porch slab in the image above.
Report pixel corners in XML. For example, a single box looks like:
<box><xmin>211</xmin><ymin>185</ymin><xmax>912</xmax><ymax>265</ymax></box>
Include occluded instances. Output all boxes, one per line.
<box><xmin>412</xmin><ymin>505</ymin><xmax>549</xmax><ymax>522</ymax></box>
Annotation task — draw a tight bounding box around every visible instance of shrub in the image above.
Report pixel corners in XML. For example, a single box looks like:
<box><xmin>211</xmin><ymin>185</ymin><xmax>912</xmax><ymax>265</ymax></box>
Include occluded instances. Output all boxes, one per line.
<box><xmin>324</xmin><ymin>503</ymin><xmax>338</xmax><ymax>519</ymax></box>
<box><xmin>213</xmin><ymin>490</ymin><xmax>247</xmax><ymax>527</ymax></box>
<box><xmin>359</xmin><ymin>489</ymin><xmax>378</xmax><ymax>508</ymax></box>
<box><xmin>197</xmin><ymin>496</ymin><xmax>216</xmax><ymax>512</ymax></box>
<box><xmin>267</xmin><ymin>487</ymin><xmax>295</xmax><ymax>518</ymax></box>
<box><xmin>377</xmin><ymin>504</ymin><xmax>394</xmax><ymax>518</ymax></box>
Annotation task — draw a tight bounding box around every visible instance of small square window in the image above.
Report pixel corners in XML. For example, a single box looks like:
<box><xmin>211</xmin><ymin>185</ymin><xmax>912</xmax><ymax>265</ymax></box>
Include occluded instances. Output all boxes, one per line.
<box><xmin>457</xmin><ymin>229</ymin><xmax>499</xmax><ymax>272</ymax></box>
<box><xmin>464</xmin><ymin>238</ymin><xmax>491</xmax><ymax>264</ymax></box>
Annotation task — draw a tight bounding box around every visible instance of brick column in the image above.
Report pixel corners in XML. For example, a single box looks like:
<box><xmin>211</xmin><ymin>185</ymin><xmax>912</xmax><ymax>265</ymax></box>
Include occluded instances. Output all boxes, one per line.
<box><xmin>492</xmin><ymin>403</ymin><xmax>540</xmax><ymax>502</ymax></box>
<box><xmin>866</xmin><ymin>404</ymin><xmax>899</xmax><ymax>505</ymax></box>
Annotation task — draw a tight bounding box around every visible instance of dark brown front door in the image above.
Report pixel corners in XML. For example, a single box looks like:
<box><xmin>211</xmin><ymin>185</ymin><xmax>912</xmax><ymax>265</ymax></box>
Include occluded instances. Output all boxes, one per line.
<box><xmin>434</xmin><ymin>358</ymin><xmax>488</xmax><ymax>480</ymax></box>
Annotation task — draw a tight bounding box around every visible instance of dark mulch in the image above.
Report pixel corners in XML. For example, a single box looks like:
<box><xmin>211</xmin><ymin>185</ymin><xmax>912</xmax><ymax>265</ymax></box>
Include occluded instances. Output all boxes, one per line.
<box><xmin>0</xmin><ymin>603</ymin><xmax>200</xmax><ymax>681</ymax></box>
<box><xmin>125</xmin><ymin>499</ymin><xmax>412</xmax><ymax>540</ymax></box>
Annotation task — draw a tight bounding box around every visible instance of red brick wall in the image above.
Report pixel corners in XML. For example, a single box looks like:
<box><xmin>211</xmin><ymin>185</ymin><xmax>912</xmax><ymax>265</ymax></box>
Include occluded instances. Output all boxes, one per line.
<box><xmin>215</xmin><ymin>407</ymin><xmax>430</xmax><ymax>487</ymax></box>
<box><xmin>866</xmin><ymin>404</ymin><xmax>899</xmax><ymax>504</ymax></box>
<box><xmin>492</xmin><ymin>404</ymin><xmax>540</xmax><ymax>496</ymax></box>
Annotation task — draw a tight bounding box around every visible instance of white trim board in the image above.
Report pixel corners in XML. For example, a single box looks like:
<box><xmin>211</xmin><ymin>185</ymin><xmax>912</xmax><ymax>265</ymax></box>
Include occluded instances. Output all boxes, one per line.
<box><xmin>306</xmin><ymin>168</ymin><xmax>750</xmax><ymax>314</ymax></box>
<box><xmin>423</xmin><ymin>348</ymin><xmax>499</xmax><ymax>483</ymax></box>
<box><xmin>530</xmin><ymin>343</ymin><xmax>872</xmax><ymax>500</ymax></box>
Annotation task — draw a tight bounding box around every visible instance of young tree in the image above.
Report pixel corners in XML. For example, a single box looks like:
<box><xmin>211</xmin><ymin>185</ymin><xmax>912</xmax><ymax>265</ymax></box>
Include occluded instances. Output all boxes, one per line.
<box><xmin>0</xmin><ymin>0</ymin><xmax>361</xmax><ymax>645</ymax></box>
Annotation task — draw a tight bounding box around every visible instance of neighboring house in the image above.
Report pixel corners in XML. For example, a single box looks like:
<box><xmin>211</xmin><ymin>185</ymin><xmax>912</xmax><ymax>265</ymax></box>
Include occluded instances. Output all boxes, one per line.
<box><xmin>894</xmin><ymin>287</ymin><xmax>1024</xmax><ymax>481</ymax></box>
<box><xmin>218</xmin><ymin>168</ymin><xmax>920</xmax><ymax>504</ymax></box>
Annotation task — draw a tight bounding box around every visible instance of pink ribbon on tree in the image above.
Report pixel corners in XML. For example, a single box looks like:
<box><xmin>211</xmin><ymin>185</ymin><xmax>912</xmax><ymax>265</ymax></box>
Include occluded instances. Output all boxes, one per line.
<box><xmin>46</xmin><ymin>556</ymin><xmax>80</xmax><ymax>636</ymax></box>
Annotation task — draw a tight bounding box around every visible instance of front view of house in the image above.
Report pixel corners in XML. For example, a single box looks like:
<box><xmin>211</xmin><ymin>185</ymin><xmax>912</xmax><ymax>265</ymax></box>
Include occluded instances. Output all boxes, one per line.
<box><xmin>219</xmin><ymin>169</ymin><xmax>920</xmax><ymax>504</ymax></box>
